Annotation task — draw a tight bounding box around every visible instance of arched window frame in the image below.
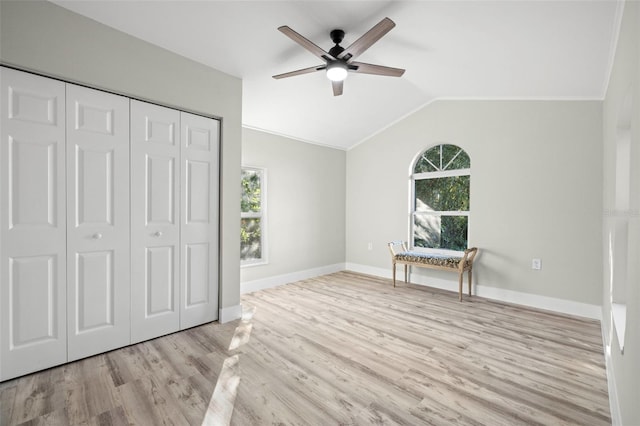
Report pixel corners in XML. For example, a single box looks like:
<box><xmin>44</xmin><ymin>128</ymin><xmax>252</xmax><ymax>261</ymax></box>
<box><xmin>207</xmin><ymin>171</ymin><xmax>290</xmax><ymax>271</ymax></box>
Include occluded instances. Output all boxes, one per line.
<box><xmin>410</xmin><ymin>144</ymin><xmax>471</xmax><ymax>256</ymax></box>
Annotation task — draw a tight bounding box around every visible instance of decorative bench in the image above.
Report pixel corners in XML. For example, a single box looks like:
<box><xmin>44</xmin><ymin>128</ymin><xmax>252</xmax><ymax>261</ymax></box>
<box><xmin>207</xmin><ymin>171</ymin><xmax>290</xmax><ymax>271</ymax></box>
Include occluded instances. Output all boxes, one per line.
<box><xmin>388</xmin><ymin>241</ymin><xmax>478</xmax><ymax>301</ymax></box>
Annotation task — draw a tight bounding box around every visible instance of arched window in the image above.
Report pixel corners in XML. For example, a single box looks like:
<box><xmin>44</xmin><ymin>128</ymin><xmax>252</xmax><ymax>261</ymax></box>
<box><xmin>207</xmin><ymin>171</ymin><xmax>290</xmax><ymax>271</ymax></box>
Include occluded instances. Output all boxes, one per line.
<box><xmin>411</xmin><ymin>144</ymin><xmax>470</xmax><ymax>253</ymax></box>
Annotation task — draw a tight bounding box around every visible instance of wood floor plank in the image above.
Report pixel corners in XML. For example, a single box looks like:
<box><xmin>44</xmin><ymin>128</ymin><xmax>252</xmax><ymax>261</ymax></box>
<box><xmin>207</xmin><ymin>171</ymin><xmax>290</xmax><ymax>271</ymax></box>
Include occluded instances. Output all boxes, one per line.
<box><xmin>237</xmin><ymin>350</ymin><xmax>351</xmax><ymax>426</ymax></box>
<box><xmin>0</xmin><ymin>271</ymin><xmax>611</xmax><ymax>425</ymax></box>
<box><xmin>63</xmin><ymin>371</ymin><xmax>122</xmax><ymax>424</ymax></box>
<box><xmin>0</xmin><ymin>384</ymin><xmax>17</xmax><ymax>424</ymax></box>
<box><xmin>80</xmin><ymin>405</ymin><xmax>129</xmax><ymax>426</ymax></box>
<box><xmin>4</xmin><ymin>366</ymin><xmax>66</xmax><ymax>424</ymax></box>
<box><xmin>13</xmin><ymin>407</ymin><xmax>70</xmax><ymax>426</ymax></box>
<box><xmin>433</xmin><ymin>344</ymin><xmax>609</xmax><ymax>411</ymax></box>
<box><xmin>116</xmin><ymin>376</ymin><xmax>190</xmax><ymax>426</ymax></box>
<box><xmin>431</xmin><ymin>350</ymin><xmax>609</xmax><ymax>425</ymax></box>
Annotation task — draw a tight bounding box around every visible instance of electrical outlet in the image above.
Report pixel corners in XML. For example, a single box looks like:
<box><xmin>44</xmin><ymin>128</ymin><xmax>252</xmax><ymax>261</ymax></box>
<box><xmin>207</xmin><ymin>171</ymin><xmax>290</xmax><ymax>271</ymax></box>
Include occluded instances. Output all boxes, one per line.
<box><xmin>532</xmin><ymin>258</ymin><xmax>542</xmax><ymax>270</ymax></box>
<box><xmin>367</xmin><ymin>242</ymin><xmax>373</xmax><ymax>251</ymax></box>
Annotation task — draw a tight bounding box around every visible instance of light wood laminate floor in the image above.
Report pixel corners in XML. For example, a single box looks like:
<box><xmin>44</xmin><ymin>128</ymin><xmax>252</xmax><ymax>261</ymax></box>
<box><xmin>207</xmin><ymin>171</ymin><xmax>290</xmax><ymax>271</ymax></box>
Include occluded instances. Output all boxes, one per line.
<box><xmin>0</xmin><ymin>271</ymin><xmax>610</xmax><ymax>425</ymax></box>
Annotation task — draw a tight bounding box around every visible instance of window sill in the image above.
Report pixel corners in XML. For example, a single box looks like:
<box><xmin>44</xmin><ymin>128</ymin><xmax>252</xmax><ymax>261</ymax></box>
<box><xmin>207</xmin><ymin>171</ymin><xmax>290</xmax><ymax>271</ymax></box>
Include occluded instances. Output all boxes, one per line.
<box><xmin>241</xmin><ymin>260</ymin><xmax>268</xmax><ymax>268</ymax></box>
<box><xmin>411</xmin><ymin>247</ymin><xmax>465</xmax><ymax>257</ymax></box>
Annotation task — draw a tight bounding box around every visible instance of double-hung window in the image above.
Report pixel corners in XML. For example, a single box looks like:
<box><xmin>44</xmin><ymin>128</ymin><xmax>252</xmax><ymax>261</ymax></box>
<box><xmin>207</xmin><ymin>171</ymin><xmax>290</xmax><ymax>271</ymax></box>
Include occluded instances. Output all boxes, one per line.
<box><xmin>241</xmin><ymin>167</ymin><xmax>266</xmax><ymax>265</ymax></box>
<box><xmin>411</xmin><ymin>144</ymin><xmax>470</xmax><ymax>253</ymax></box>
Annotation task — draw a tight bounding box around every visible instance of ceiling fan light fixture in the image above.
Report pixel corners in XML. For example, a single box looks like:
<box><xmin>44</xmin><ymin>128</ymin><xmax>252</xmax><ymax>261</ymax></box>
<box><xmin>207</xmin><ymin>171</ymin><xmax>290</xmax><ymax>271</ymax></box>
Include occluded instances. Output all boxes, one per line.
<box><xmin>326</xmin><ymin>62</ymin><xmax>348</xmax><ymax>82</ymax></box>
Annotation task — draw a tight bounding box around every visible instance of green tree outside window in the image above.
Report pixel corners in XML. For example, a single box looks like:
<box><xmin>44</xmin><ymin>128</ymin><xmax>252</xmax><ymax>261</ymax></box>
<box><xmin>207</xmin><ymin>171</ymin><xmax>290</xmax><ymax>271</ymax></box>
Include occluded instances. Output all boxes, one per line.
<box><xmin>241</xmin><ymin>168</ymin><xmax>264</xmax><ymax>263</ymax></box>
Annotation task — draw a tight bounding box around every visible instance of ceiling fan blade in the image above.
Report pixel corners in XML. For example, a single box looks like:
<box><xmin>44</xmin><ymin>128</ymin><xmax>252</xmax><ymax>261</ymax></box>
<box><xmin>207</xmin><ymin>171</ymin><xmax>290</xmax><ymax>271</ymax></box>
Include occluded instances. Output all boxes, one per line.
<box><xmin>332</xmin><ymin>80</ymin><xmax>343</xmax><ymax>96</ymax></box>
<box><xmin>350</xmin><ymin>61</ymin><xmax>405</xmax><ymax>77</ymax></box>
<box><xmin>338</xmin><ymin>17</ymin><xmax>396</xmax><ymax>61</ymax></box>
<box><xmin>273</xmin><ymin>65</ymin><xmax>326</xmax><ymax>79</ymax></box>
<box><xmin>278</xmin><ymin>26</ymin><xmax>336</xmax><ymax>61</ymax></box>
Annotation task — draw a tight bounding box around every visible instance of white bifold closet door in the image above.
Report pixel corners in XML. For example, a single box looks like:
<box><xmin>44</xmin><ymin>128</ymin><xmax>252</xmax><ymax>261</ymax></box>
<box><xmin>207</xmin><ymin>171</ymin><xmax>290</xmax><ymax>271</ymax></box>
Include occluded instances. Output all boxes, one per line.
<box><xmin>130</xmin><ymin>102</ymin><xmax>219</xmax><ymax>342</ymax></box>
<box><xmin>0</xmin><ymin>68</ymin><xmax>68</xmax><ymax>380</ymax></box>
<box><xmin>1</xmin><ymin>68</ymin><xmax>220</xmax><ymax>380</ymax></box>
<box><xmin>65</xmin><ymin>84</ymin><xmax>130</xmax><ymax>361</ymax></box>
<box><xmin>130</xmin><ymin>100</ymin><xmax>181</xmax><ymax>343</ymax></box>
<box><xmin>180</xmin><ymin>112</ymin><xmax>219</xmax><ymax>328</ymax></box>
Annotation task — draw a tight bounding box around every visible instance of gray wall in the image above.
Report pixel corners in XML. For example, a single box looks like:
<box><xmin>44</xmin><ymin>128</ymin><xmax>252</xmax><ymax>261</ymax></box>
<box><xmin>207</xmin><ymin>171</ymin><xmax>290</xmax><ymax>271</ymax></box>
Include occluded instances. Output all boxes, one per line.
<box><xmin>241</xmin><ymin>128</ymin><xmax>346</xmax><ymax>287</ymax></box>
<box><xmin>602</xmin><ymin>2</ymin><xmax>640</xmax><ymax>424</ymax></box>
<box><xmin>346</xmin><ymin>100</ymin><xmax>603</xmax><ymax>306</ymax></box>
<box><xmin>0</xmin><ymin>1</ymin><xmax>242</xmax><ymax>316</ymax></box>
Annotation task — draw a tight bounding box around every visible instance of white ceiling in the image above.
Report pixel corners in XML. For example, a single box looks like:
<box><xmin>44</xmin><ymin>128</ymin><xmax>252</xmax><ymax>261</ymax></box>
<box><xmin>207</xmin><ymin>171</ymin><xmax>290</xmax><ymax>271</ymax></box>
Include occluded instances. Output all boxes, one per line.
<box><xmin>52</xmin><ymin>0</ymin><xmax>621</xmax><ymax>150</ymax></box>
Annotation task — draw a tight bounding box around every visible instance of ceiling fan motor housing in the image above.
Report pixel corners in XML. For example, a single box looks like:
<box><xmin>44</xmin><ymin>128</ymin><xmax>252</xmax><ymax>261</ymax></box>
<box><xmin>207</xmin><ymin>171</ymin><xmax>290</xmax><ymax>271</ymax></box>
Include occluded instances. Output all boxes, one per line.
<box><xmin>329</xmin><ymin>29</ymin><xmax>346</xmax><ymax>58</ymax></box>
<box><xmin>330</xmin><ymin>29</ymin><xmax>345</xmax><ymax>44</ymax></box>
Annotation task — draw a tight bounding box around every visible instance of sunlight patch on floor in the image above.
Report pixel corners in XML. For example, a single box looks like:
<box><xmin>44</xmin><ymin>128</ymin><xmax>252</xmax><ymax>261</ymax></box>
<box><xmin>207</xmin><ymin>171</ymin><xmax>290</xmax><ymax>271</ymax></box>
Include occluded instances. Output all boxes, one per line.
<box><xmin>201</xmin><ymin>305</ymin><xmax>256</xmax><ymax>426</ymax></box>
<box><xmin>201</xmin><ymin>355</ymin><xmax>240</xmax><ymax>426</ymax></box>
<box><xmin>229</xmin><ymin>306</ymin><xmax>256</xmax><ymax>351</ymax></box>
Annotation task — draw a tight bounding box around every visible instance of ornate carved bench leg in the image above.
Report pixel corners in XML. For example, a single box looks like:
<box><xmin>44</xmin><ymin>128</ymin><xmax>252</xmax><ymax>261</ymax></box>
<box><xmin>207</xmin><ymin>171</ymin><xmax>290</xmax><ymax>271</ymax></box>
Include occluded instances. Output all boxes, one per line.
<box><xmin>458</xmin><ymin>271</ymin><xmax>463</xmax><ymax>301</ymax></box>
<box><xmin>468</xmin><ymin>268</ymin><xmax>472</xmax><ymax>297</ymax></box>
<box><xmin>404</xmin><ymin>264</ymin><xmax>408</xmax><ymax>283</ymax></box>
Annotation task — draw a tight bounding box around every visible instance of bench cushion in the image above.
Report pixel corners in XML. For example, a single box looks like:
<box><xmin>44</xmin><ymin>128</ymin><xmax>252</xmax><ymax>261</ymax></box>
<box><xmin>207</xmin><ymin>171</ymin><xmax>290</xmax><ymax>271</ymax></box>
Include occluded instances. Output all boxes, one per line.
<box><xmin>394</xmin><ymin>251</ymin><xmax>468</xmax><ymax>269</ymax></box>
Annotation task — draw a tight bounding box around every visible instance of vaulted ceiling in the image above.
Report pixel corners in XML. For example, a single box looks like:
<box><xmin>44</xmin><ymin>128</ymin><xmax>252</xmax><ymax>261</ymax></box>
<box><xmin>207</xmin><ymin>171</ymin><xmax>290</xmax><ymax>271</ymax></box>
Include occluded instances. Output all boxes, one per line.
<box><xmin>52</xmin><ymin>0</ymin><xmax>622</xmax><ymax>150</ymax></box>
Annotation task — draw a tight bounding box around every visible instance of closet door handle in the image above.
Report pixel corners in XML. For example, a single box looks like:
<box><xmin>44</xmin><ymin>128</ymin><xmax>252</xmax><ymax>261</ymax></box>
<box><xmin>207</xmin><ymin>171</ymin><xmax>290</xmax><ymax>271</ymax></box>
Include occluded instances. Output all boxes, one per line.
<box><xmin>92</xmin><ymin>233</ymin><xmax>103</xmax><ymax>240</ymax></box>
<box><xmin>153</xmin><ymin>231</ymin><xmax>163</xmax><ymax>237</ymax></box>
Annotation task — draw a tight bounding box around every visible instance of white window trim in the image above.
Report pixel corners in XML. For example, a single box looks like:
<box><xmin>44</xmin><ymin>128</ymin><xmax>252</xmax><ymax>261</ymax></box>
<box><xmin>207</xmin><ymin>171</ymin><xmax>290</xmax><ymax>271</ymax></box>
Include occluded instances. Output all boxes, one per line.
<box><xmin>413</xmin><ymin>211</ymin><xmax>469</xmax><ymax>217</ymax></box>
<box><xmin>412</xmin><ymin>168</ymin><xmax>470</xmax><ymax>180</ymax></box>
<box><xmin>410</xmin><ymin>146</ymin><xmax>470</xmax><ymax>256</ymax></box>
<box><xmin>241</xmin><ymin>166</ymin><xmax>267</xmax><ymax>267</ymax></box>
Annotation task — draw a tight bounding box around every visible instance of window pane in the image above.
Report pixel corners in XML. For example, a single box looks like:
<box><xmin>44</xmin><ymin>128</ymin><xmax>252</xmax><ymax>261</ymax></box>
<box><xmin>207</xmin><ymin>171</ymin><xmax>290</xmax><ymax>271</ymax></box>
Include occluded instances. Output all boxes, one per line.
<box><xmin>415</xmin><ymin>175</ymin><xmax>469</xmax><ymax>212</ymax></box>
<box><xmin>414</xmin><ymin>215</ymin><xmax>468</xmax><ymax>251</ymax></box>
<box><xmin>414</xmin><ymin>144</ymin><xmax>470</xmax><ymax>173</ymax></box>
<box><xmin>414</xmin><ymin>150</ymin><xmax>439</xmax><ymax>173</ymax></box>
<box><xmin>241</xmin><ymin>218</ymin><xmax>261</xmax><ymax>261</ymax></box>
<box><xmin>241</xmin><ymin>169</ymin><xmax>261</xmax><ymax>213</ymax></box>
<box><xmin>443</xmin><ymin>145</ymin><xmax>470</xmax><ymax>170</ymax></box>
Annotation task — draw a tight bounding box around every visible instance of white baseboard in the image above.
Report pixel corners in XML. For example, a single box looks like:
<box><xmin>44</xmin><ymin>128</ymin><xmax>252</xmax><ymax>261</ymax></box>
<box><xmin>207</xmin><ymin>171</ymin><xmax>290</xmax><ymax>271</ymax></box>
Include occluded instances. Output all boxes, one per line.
<box><xmin>219</xmin><ymin>304</ymin><xmax>243</xmax><ymax>323</ymax></box>
<box><xmin>475</xmin><ymin>284</ymin><xmax>602</xmax><ymax>320</ymax></box>
<box><xmin>601</xmin><ymin>313</ymin><xmax>623</xmax><ymax>426</ymax></box>
<box><xmin>345</xmin><ymin>262</ymin><xmax>602</xmax><ymax>320</ymax></box>
<box><xmin>241</xmin><ymin>263</ymin><xmax>346</xmax><ymax>294</ymax></box>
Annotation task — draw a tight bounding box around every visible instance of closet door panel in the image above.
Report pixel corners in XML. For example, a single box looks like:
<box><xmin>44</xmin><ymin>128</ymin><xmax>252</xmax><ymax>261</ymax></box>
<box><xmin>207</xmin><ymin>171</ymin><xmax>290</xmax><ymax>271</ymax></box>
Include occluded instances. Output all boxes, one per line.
<box><xmin>0</xmin><ymin>68</ymin><xmax>67</xmax><ymax>381</ymax></box>
<box><xmin>180</xmin><ymin>112</ymin><xmax>219</xmax><ymax>329</ymax></box>
<box><xmin>131</xmin><ymin>100</ymin><xmax>180</xmax><ymax>343</ymax></box>
<box><xmin>66</xmin><ymin>84</ymin><xmax>130</xmax><ymax>361</ymax></box>
<box><xmin>185</xmin><ymin>243</ymin><xmax>210</xmax><ymax>306</ymax></box>
<box><xmin>75</xmin><ymin>251</ymin><xmax>114</xmax><ymax>331</ymax></box>
<box><xmin>145</xmin><ymin>245</ymin><xmax>176</xmax><ymax>313</ymax></box>
<box><xmin>146</xmin><ymin>155</ymin><xmax>175</xmax><ymax>224</ymax></box>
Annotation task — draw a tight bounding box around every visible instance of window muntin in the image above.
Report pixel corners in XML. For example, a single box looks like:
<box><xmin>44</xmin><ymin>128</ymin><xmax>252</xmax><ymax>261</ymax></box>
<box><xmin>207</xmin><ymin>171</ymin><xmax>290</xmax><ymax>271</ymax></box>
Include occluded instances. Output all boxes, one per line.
<box><xmin>411</xmin><ymin>144</ymin><xmax>470</xmax><ymax>253</ymax></box>
<box><xmin>414</xmin><ymin>144</ymin><xmax>470</xmax><ymax>173</ymax></box>
<box><xmin>241</xmin><ymin>167</ymin><xmax>266</xmax><ymax>265</ymax></box>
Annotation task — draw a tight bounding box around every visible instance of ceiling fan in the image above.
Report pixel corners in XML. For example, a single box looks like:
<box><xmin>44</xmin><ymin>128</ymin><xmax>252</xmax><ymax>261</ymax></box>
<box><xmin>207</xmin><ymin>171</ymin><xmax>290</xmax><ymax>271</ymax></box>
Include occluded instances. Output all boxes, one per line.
<box><xmin>273</xmin><ymin>17</ymin><xmax>405</xmax><ymax>96</ymax></box>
